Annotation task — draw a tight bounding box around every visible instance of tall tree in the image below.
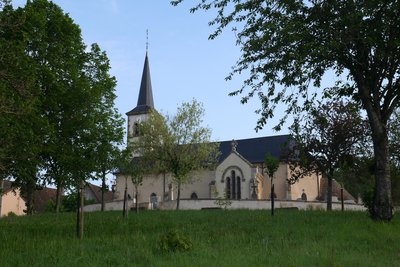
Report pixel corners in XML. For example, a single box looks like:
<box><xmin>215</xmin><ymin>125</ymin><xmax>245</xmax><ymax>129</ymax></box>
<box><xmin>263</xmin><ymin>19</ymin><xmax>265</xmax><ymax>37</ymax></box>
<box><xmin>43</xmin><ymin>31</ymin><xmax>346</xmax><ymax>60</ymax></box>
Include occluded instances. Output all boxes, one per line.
<box><xmin>20</xmin><ymin>0</ymin><xmax>88</xmax><ymax>213</ymax></box>
<box><xmin>289</xmin><ymin>100</ymin><xmax>367</xmax><ymax>210</ymax></box>
<box><xmin>0</xmin><ymin>2</ymin><xmax>46</xmax><ymax>214</ymax></box>
<box><xmin>172</xmin><ymin>0</ymin><xmax>400</xmax><ymax>220</ymax></box>
<box><xmin>1</xmin><ymin>0</ymin><xmax>124</xmax><ymax>232</ymax></box>
<box><xmin>131</xmin><ymin>100</ymin><xmax>219</xmax><ymax>210</ymax></box>
<box><xmin>86</xmin><ymin>43</ymin><xmax>125</xmax><ymax>212</ymax></box>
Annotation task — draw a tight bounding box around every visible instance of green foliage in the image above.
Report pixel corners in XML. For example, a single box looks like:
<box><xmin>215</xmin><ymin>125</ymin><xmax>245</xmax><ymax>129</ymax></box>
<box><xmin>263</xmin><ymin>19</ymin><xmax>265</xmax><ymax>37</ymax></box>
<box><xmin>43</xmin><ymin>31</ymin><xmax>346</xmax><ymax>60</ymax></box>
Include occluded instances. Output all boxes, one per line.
<box><xmin>389</xmin><ymin>109</ymin><xmax>400</xmax><ymax>168</ymax></box>
<box><xmin>391</xmin><ymin>166</ymin><xmax>400</xmax><ymax>206</ymax></box>
<box><xmin>158</xmin><ymin>229</ymin><xmax>193</xmax><ymax>253</ymax></box>
<box><xmin>6</xmin><ymin>211</ymin><xmax>16</xmax><ymax>217</ymax></box>
<box><xmin>362</xmin><ymin>189</ymin><xmax>375</xmax><ymax>218</ymax></box>
<box><xmin>0</xmin><ymin>0</ymin><xmax>124</xmax><ymax>219</ymax></box>
<box><xmin>61</xmin><ymin>192</ymin><xmax>78</xmax><ymax>212</ymax></box>
<box><xmin>335</xmin><ymin>157</ymin><xmax>375</xmax><ymax>202</ymax></box>
<box><xmin>44</xmin><ymin>199</ymin><xmax>56</xmax><ymax>213</ymax></box>
<box><xmin>264</xmin><ymin>153</ymin><xmax>279</xmax><ymax>179</ymax></box>
<box><xmin>60</xmin><ymin>192</ymin><xmax>97</xmax><ymax>212</ymax></box>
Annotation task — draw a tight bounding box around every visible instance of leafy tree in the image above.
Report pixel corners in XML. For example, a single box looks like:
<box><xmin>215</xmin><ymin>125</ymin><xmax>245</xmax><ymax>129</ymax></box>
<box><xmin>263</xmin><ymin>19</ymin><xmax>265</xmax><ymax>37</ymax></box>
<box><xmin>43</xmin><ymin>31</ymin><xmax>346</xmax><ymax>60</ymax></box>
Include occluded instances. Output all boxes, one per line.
<box><xmin>264</xmin><ymin>153</ymin><xmax>279</xmax><ymax>216</ymax></box>
<box><xmin>86</xmin><ymin>43</ymin><xmax>125</xmax><ymax>212</ymax></box>
<box><xmin>1</xmin><ymin>0</ymin><xmax>123</xmax><ymax>234</ymax></box>
<box><xmin>131</xmin><ymin>100</ymin><xmax>219</xmax><ymax>210</ymax></box>
<box><xmin>289</xmin><ymin>100</ymin><xmax>367</xmax><ymax>210</ymax></box>
<box><xmin>172</xmin><ymin>0</ymin><xmax>400</xmax><ymax>220</ymax></box>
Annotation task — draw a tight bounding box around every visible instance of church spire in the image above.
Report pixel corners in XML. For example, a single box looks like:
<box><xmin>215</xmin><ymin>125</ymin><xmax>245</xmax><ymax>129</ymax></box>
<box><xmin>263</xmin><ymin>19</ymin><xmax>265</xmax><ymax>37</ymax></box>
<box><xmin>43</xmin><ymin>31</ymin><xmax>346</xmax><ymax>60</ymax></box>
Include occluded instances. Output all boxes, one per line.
<box><xmin>136</xmin><ymin>52</ymin><xmax>154</xmax><ymax>108</ymax></box>
<box><xmin>126</xmin><ymin>51</ymin><xmax>154</xmax><ymax>115</ymax></box>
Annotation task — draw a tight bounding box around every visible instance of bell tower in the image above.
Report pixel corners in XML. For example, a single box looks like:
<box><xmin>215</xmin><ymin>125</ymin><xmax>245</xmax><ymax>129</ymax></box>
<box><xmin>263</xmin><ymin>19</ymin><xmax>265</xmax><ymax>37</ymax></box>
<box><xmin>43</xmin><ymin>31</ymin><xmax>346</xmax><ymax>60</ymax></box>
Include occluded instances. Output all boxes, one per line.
<box><xmin>126</xmin><ymin>51</ymin><xmax>154</xmax><ymax>144</ymax></box>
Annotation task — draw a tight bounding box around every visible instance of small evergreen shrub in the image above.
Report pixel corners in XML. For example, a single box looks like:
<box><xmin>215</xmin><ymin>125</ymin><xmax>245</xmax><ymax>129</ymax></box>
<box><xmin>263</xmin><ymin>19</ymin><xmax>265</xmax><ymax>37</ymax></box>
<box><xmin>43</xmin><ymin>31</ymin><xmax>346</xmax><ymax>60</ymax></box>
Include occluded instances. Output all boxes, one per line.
<box><xmin>158</xmin><ymin>229</ymin><xmax>193</xmax><ymax>253</ymax></box>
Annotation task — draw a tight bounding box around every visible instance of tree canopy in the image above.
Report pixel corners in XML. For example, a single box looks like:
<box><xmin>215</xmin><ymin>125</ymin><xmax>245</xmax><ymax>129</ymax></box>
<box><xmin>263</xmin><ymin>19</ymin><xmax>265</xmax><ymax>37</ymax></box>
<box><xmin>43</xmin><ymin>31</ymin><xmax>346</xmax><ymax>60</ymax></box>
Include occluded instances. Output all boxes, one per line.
<box><xmin>0</xmin><ymin>0</ymin><xmax>124</xmax><ymax>226</ymax></box>
<box><xmin>172</xmin><ymin>0</ymin><xmax>400</xmax><ymax>220</ymax></box>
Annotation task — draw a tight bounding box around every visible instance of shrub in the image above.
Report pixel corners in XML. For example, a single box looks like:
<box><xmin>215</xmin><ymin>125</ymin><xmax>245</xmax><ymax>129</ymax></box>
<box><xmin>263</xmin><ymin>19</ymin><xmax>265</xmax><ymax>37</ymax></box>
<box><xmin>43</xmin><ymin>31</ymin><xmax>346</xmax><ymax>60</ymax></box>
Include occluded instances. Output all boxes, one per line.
<box><xmin>158</xmin><ymin>229</ymin><xmax>193</xmax><ymax>253</ymax></box>
<box><xmin>44</xmin><ymin>199</ymin><xmax>56</xmax><ymax>213</ymax></box>
<box><xmin>362</xmin><ymin>189</ymin><xmax>374</xmax><ymax>218</ymax></box>
<box><xmin>7</xmin><ymin>211</ymin><xmax>17</xmax><ymax>217</ymax></box>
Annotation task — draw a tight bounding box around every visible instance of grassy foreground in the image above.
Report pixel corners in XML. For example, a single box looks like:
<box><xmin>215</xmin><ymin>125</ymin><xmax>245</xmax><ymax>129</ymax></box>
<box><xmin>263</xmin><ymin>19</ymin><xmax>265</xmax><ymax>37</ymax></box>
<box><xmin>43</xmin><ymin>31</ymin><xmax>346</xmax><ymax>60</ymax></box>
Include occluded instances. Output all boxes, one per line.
<box><xmin>0</xmin><ymin>209</ymin><xmax>399</xmax><ymax>267</ymax></box>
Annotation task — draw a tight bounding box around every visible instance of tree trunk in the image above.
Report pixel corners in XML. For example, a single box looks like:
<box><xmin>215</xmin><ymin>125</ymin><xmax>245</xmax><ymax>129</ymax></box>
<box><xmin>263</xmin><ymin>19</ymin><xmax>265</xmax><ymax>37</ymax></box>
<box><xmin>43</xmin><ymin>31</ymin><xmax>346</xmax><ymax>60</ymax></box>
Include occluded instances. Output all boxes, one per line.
<box><xmin>55</xmin><ymin>182</ymin><xmax>63</xmax><ymax>213</ymax></box>
<box><xmin>371</xmin><ymin>128</ymin><xmax>393</xmax><ymax>220</ymax></box>
<box><xmin>76</xmin><ymin>184</ymin><xmax>80</xmax><ymax>237</ymax></box>
<box><xmin>0</xmin><ymin>179</ymin><xmax>3</xmax><ymax>217</ymax></box>
<box><xmin>101</xmin><ymin>170</ymin><xmax>106</xmax><ymax>212</ymax></box>
<box><xmin>135</xmin><ymin>185</ymin><xmax>139</xmax><ymax>214</ymax></box>
<box><xmin>123</xmin><ymin>177</ymin><xmax>127</xmax><ymax>218</ymax></box>
<box><xmin>326</xmin><ymin>175</ymin><xmax>333</xmax><ymax>211</ymax></box>
<box><xmin>271</xmin><ymin>184</ymin><xmax>274</xmax><ymax>216</ymax></box>
<box><xmin>341</xmin><ymin>187</ymin><xmax>344</xmax><ymax>212</ymax></box>
<box><xmin>79</xmin><ymin>179</ymin><xmax>84</xmax><ymax>240</ymax></box>
<box><xmin>24</xmin><ymin>179</ymin><xmax>35</xmax><ymax>215</ymax></box>
<box><xmin>176</xmin><ymin>182</ymin><xmax>181</xmax><ymax>210</ymax></box>
<box><xmin>358</xmin><ymin>84</ymin><xmax>393</xmax><ymax>221</ymax></box>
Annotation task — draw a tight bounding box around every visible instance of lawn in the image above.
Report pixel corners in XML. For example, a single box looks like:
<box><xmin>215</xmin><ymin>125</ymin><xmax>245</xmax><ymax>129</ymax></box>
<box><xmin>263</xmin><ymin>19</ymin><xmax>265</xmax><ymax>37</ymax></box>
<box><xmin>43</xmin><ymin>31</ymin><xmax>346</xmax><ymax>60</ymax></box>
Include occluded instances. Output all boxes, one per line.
<box><xmin>0</xmin><ymin>209</ymin><xmax>399</xmax><ymax>266</ymax></box>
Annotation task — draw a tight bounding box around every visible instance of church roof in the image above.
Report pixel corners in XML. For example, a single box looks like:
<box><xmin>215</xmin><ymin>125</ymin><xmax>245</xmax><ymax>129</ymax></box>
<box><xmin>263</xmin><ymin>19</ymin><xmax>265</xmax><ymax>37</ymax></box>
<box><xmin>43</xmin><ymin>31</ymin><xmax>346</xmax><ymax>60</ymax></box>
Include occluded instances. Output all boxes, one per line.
<box><xmin>218</xmin><ymin>135</ymin><xmax>291</xmax><ymax>164</ymax></box>
<box><xmin>126</xmin><ymin>52</ymin><xmax>154</xmax><ymax>115</ymax></box>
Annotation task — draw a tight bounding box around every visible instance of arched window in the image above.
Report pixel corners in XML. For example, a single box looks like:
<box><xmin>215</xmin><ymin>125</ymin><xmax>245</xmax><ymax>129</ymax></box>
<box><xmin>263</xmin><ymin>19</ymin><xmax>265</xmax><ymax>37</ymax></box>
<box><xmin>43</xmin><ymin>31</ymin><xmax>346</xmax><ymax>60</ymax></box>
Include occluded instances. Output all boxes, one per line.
<box><xmin>226</xmin><ymin>170</ymin><xmax>241</xmax><ymax>200</ymax></box>
<box><xmin>222</xmin><ymin>167</ymin><xmax>243</xmax><ymax>200</ymax></box>
<box><xmin>231</xmin><ymin>170</ymin><xmax>236</xmax><ymax>200</ymax></box>
<box><xmin>190</xmin><ymin>192</ymin><xmax>198</xmax><ymax>200</ymax></box>
<box><xmin>226</xmin><ymin>177</ymin><xmax>231</xmax><ymax>199</ymax></box>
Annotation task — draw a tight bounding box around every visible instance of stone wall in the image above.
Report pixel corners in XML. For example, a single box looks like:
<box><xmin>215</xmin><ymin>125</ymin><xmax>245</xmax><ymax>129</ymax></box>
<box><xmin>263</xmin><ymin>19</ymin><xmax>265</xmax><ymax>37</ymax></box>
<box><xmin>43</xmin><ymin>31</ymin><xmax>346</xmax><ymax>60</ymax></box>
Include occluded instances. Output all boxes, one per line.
<box><xmin>159</xmin><ymin>199</ymin><xmax>366</xmax><ymax>211</ymax></box>
<box><xmin>84</xmin><ymin>199</ymin><xmax>366</xmax><ymax>212</ymax></box>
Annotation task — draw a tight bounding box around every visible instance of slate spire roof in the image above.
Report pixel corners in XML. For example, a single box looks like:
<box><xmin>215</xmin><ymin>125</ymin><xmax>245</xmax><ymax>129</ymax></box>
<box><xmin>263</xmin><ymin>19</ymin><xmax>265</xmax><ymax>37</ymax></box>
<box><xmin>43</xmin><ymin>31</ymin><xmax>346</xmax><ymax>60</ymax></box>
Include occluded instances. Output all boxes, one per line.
<box><xmin>126</xmin><ymin>52</ymin><xmax>154</xmax><ymax>115</ymax></box>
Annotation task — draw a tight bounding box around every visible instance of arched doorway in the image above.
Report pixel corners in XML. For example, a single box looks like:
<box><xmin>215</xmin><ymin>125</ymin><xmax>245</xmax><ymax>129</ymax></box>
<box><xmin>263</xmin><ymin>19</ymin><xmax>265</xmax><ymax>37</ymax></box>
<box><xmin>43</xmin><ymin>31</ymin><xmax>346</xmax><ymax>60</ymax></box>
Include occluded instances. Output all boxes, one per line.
<box><xmin>150</xmin><ymin>192</ymin><xmax>158</xmax><ymax>209</ymax></box>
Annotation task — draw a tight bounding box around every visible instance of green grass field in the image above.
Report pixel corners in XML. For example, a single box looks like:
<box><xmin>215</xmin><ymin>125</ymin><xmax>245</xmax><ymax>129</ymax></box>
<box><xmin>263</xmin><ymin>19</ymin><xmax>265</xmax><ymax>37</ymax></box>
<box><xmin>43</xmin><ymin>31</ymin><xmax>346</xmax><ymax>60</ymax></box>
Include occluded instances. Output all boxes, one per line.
<box><xmin>0</xmin><ymin>210</ymin><xmax>399</xmax><ymax>266</ymax></box>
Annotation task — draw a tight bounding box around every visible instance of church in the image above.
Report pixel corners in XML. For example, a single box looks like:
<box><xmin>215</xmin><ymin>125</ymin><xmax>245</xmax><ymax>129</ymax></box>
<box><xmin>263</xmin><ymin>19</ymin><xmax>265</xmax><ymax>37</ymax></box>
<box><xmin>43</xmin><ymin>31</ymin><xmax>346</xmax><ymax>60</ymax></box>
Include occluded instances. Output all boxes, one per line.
<box><xmin>113</xmin><ymin>52</ymin><xmax>324</xmax><ymax>209</ymax></box>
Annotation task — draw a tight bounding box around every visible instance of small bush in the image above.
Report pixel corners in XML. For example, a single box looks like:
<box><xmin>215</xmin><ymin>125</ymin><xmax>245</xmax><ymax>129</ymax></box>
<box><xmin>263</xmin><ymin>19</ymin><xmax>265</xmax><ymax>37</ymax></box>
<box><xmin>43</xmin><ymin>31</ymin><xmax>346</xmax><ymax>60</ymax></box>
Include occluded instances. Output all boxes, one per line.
<box><xmin>44</xmin><ymin>199</ymin><xmax>56</xmax><ymax>213</ymax></box>
<box><xmin>158</xmin><ymin>229</ymin><xmax>193</xmax><ymax>253</ymax></box>
<box><xmin>7</xmin><ymin>211</ymin><xmax>17</xmax><ymax>217</ymax></box>
<box><xmin>362</xmin><ymin>189</ymin><xmax>374</xmax><ymax>217</ymax></box>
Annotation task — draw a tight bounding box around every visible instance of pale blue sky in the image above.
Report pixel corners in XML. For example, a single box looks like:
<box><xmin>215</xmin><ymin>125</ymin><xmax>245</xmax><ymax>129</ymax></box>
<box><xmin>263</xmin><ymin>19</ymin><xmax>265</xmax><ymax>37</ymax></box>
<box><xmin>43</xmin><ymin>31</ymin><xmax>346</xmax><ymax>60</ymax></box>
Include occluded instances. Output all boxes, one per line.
<box><xmin>13</xmin><ymin>0</ymin><xmax>293</xmax><ymax>141</ymax></box>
